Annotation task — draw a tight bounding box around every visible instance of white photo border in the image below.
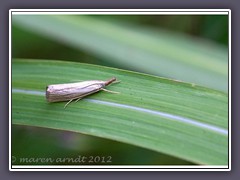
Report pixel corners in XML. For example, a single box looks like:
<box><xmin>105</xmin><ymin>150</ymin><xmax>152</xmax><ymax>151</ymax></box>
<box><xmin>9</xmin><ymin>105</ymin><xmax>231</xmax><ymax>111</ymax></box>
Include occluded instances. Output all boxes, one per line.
<box><xmin>9</xmin><ymin>9</ymin><xmax>231</xmax><ymax>171</ymax></box>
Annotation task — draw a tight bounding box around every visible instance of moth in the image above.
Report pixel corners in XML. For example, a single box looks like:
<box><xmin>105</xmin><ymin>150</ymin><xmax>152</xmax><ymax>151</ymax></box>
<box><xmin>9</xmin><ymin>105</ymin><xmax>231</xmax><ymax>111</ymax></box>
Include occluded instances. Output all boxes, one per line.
<box><xmin>46</xmin><ymin>77</ymin><xmax>119</xmax><ymax>108</ymax></box>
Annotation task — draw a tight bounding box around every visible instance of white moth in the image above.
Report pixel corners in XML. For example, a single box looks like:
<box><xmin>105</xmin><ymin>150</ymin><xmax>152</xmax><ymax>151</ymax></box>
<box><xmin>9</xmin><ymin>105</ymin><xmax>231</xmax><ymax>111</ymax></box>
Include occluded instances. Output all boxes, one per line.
<box><xmin>46</xmin><ymin>77</ymin><xmax>119</xmax><ymax>108</ymax></box>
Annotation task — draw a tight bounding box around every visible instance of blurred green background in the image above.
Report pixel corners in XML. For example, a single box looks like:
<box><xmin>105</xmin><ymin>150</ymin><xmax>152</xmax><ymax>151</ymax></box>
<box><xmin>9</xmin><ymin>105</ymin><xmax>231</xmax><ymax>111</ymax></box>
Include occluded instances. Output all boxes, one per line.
<box><xmin>12</xmin><ymin>14</ymin><xmax>228</xmax><ymax>165</ymax></box>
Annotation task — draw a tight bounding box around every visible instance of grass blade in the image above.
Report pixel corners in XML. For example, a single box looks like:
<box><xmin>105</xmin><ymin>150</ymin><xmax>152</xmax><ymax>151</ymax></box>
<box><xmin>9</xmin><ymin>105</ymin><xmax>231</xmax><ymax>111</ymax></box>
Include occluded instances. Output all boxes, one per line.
<box><xmin>12</xmin><ymin>59</ymin><xmax>228</xmax><ymax>165</ymax></box>
<box><xmin>12</xmin><ymin>15</ymin><xmax>228</xmax><ymax>92</ymax></box>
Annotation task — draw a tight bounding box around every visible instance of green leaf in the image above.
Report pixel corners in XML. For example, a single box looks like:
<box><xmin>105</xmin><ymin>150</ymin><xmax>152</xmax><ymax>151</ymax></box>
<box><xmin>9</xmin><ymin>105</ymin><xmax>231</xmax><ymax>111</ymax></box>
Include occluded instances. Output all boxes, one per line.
<box><xmin>12</xmin><ymin>15</ymin><xmax>228</xmax><ymax>92</ymax></box>
<box><xmin>12</xmin><ymin>59</ymin><xmax>228</xmax><ymax>165</ymax></box>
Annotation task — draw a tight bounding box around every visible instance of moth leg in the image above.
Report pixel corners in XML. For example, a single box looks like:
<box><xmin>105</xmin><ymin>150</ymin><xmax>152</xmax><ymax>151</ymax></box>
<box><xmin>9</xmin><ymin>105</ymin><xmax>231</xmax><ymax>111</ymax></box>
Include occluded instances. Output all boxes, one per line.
<box><xmin>75</xmin><ymin>90</ymin><xmax>98</xmax><ymax>101</ymax></box>
<box><xmin>101</xmin><ymin>88</ymin><xmax>120</xmax><ymax>94</ymax></box>
<box><xmin>109</xmin><ymin>80</ymin><xmax>121</xmax><ymax>85</ymax></box>
<box><xmin>64</xmin><ymin>99</ymin><xmax>74</xmax><ymax>109</ymax></box>
<box><xmin>75</xmin><ymin>97</ymin><xmax>82</xmax><ymax>103</ymax></box>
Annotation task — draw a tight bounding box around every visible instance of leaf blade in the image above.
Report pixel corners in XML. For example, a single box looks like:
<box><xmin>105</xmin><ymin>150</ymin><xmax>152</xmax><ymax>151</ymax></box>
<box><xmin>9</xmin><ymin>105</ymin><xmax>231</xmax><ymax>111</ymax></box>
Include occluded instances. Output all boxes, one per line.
<box><xmin>12</xmin><ymin>15</ymin><xmax>228</xmax><ymax>92</ymax></box>
<box><xmin>12</xmin><ymin>59</ymin><xmax>228</xmax><ymax>165</ymax></box>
